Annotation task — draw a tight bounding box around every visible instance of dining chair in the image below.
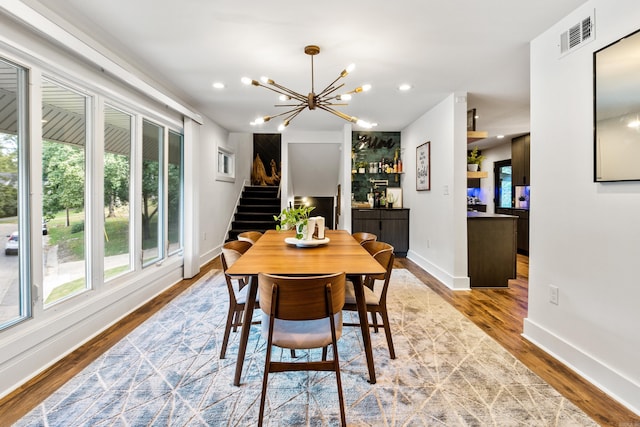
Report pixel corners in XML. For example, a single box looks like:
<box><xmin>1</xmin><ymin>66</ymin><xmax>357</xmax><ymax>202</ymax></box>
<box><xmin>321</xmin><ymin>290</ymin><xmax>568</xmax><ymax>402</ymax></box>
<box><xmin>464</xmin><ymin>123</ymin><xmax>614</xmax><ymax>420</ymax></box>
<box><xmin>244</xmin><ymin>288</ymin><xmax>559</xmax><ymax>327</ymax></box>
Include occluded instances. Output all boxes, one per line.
<box><xmin>237</xmin><ymin>230</ymin><xmax>263</xmax><ymax>244</ymax></box>
<box><xmin>220</xmin><ymin>240</ymin><xmax>258</xmax><ymax>359</ymax></box>
<box><xmin>257</xmin><ymin>272</ymin><xmax>347</xmax><ymax>427</ymax></box>
<box><xmin>351</xmin><ymin>231</ymin><xmax>377</xmax><ymax>245</ymax></box>
<box><xmin>343</xmin><ymin>242</ymin><xmax>396</xmax><ymax>359</ymax></box>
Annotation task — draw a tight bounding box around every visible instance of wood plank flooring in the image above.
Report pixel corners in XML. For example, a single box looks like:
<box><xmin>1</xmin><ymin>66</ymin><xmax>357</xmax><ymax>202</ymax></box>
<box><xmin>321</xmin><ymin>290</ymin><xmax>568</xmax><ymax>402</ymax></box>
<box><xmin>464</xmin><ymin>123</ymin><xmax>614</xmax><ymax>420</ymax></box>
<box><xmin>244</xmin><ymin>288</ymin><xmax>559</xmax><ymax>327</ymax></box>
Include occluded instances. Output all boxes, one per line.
<box><xmin>1</xmin><ymin>255</ymin><xmax>638</xmax><ymax>426</ymax></box>
<box><xmin>397</xmin><ymin>255</ymin><xmax>640</xmax><ymax>427</ymax></box>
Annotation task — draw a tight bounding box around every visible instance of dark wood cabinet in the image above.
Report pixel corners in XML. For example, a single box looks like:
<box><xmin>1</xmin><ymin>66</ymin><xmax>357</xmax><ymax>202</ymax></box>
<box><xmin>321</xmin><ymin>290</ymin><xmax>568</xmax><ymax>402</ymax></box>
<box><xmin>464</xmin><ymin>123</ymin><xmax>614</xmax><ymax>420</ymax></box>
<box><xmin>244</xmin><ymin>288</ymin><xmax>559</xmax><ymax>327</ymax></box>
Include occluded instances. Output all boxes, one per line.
<box><xmin>352</xmin><ymin>208</ymin><xmax>409</xmax><ymax>256</ymax></box>
<box><xmin>467</xmin><ymin>212</ymin><xmax>517</xmax><ymax>287</ymax></box>
<box><xmin>495</xmin><ymin>207</ymin><xmax>529</xmax><ymax>254</ymax></box>
<box><xmin>512</xmin><ymin>134</ymin><xmax>530</xmax><ymax>186</ymax></box>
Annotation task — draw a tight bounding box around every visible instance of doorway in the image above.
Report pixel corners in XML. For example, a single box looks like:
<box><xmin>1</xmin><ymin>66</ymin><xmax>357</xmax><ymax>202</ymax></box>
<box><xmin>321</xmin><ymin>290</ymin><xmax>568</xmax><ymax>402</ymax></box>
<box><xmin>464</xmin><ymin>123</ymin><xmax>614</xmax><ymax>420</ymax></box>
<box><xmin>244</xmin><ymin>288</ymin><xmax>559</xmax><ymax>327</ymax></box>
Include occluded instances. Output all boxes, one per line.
<box><xmin>494</xmin><ymin>159</ymin><xmax>513</xmax><ymax>208</ymax></box>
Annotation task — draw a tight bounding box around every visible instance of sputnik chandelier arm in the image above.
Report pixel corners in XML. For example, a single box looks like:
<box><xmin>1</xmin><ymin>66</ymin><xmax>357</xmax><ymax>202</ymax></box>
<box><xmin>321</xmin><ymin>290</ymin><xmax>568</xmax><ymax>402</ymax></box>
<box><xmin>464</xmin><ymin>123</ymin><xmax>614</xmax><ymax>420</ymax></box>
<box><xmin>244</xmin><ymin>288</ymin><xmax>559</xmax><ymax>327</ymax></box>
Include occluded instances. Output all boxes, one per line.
<box><xmin>242</xmin><ymin>44</ymin><xmax>374</xmax><ymax>131</ymax></box>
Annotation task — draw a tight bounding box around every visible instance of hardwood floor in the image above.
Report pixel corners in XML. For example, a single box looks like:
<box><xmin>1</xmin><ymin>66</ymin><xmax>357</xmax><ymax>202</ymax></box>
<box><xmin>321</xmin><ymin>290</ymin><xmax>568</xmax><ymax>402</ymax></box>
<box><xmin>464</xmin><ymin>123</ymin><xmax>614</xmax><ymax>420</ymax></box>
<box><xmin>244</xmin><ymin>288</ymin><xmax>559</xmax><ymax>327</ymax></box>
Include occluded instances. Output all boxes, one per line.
<box><xmin>1</xmin><ymin>255</ymin><xmax>638</xmax><ymax>426</ymax></box>
<box><xmin>397</xmin><ymin>255</ymin><xmax>640</xmax><ymax>427</ymax></box>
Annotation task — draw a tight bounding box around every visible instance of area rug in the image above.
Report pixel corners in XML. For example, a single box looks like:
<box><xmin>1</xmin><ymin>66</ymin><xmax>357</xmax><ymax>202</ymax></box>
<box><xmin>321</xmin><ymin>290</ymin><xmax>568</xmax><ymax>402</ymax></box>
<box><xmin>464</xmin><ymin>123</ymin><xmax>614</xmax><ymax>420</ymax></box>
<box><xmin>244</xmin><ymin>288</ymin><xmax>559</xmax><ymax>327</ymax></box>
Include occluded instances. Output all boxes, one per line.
<box><xmin>14</xmin><ymin>269</ymin><xmax>596</xmax><ymax>426</ymax></box>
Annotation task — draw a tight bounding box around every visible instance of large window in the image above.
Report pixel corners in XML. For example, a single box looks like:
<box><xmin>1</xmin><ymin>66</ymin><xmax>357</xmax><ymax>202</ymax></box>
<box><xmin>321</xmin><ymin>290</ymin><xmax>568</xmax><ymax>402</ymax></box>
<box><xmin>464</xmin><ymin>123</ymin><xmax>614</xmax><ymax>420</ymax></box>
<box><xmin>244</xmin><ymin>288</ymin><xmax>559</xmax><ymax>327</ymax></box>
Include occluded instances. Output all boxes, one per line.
<box><xmin>104</xmin><ymin>105</ymin><xmax>133</xmax><ymax>281</ymax></box>
<box><xmin>42</xmin><ymin>79</ymin><xmax>88</xmax><ymax>306</ymax></box>
<box><xmin>142</xmin><ymin>120</ymin><xmax>163</xmax><ymax>265</ymax></box>
<box><xmin>0</xmin><ymin>52</ymin><xmax>185</xmax><ymax>331</ymax></box>
<box><xmin>0</xmin><ymin>59</ymin><xmax>29</xmax><ymax>330</ymax></box>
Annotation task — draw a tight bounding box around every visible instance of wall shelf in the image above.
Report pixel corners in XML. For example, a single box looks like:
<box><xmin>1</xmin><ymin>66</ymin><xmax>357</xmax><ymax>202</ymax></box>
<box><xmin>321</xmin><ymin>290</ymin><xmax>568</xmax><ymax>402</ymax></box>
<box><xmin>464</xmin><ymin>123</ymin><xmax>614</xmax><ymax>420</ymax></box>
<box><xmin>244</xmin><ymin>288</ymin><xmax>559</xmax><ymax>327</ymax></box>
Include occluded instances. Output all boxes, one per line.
<box><xmin>467</xmin><ymin>171</ymin><xmax>488</xmax><ymax>178</ymax></box>
<box><xmin>467</xmin><ymin>130</ymin><xmax>488</xmax><ymax>143</ymax></box>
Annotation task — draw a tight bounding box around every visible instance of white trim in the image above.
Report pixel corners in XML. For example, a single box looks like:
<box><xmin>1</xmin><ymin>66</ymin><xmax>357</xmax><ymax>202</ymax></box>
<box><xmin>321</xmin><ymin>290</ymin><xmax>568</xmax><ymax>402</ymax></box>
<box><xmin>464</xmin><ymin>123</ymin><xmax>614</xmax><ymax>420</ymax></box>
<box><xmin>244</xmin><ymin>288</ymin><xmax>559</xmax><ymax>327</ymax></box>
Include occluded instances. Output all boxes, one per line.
<box><xmin>406</xmin><ymin>249</ymin><xmax>471</xmax><ymax>290</ymax></box>
<box><xmin>523</xmin><ymin>318</ymin><xmax>640</xmax><ymax>416</ymax></box>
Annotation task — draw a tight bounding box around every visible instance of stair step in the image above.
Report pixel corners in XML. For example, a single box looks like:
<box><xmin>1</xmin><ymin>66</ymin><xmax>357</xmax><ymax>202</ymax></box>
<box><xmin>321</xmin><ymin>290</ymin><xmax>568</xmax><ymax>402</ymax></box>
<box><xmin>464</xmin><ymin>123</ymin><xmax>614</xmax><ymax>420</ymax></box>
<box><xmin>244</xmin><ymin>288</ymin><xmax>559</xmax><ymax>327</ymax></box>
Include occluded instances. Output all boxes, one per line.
<box><xmin>241</xmin><ymin>196</ymin><xmax>280</xmax><ymax>204</ymax></box>
<box><xmin>232</xmin><ymin>220</ymin><xmax>278</xmax><ymax>229</ymax></box>
<box><xmin>228</xmin><ymin>185</ymin><xmax>281</xmax><ymax>241</ymax></box>
<box><xmin>237</xmin><ymin>204</ymin><xmax>281</xmax><ymax>213</ymax></box>
<box><xmin>235</xmin><ymin>212</ymin><xmax>277</xmax><ymax>221</ymax></box>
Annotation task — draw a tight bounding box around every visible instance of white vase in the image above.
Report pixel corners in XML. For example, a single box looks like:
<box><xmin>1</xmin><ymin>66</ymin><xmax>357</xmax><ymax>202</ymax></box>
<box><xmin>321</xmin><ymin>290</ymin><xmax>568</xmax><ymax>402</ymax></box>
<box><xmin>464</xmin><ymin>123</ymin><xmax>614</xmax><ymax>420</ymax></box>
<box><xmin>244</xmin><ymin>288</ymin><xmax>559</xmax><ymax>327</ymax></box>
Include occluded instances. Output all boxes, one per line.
<box><xmin>467</xmin><ymin>163</ymin><xmax>479</xmax><ymax>172</ymax></box>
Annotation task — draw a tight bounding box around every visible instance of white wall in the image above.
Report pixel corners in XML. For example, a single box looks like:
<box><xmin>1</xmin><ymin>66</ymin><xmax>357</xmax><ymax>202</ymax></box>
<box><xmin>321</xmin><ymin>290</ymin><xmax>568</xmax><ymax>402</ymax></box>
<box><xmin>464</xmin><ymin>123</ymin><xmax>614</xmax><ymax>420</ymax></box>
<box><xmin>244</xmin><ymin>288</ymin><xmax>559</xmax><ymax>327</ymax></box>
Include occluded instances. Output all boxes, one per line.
<box><xmin>280</xmin><ymin>130</ymin><xmax>346</xmax><ymax>221</ymax></box>
<box><xmin>197</xmin><ymin>129</ymin><xmax>252</xmax><ymax>266</ymax></box>
<box><xmin>402</xmin><ymin>93</ymin><xmax>470</xmax><ymax>290</ymax></box>
<box><xmin>526</xmin><ymin>0</ymin><xmax>640</xmax><ymax>414</ymax></box>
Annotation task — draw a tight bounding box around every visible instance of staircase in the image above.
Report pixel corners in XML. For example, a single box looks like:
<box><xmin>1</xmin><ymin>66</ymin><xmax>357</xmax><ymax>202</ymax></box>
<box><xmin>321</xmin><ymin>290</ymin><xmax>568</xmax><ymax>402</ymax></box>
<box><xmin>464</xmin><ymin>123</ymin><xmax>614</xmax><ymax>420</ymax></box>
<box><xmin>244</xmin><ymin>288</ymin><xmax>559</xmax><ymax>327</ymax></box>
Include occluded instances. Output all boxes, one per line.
<box><xmin>227</xmin><ymin>185</ymin><xmax>281</xmax><ymax>240</ymax></box>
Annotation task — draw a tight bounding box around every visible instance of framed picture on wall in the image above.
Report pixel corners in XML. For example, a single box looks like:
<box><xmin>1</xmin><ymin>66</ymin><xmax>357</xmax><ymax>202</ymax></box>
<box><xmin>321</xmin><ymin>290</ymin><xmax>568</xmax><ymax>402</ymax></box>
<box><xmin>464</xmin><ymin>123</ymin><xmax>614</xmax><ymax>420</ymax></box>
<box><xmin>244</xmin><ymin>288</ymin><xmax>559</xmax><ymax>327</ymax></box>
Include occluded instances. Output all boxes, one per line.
<box><xmin>416</xmin><ymin>141</ymin><xmax>430</xmax><ymax>191</ymax></box>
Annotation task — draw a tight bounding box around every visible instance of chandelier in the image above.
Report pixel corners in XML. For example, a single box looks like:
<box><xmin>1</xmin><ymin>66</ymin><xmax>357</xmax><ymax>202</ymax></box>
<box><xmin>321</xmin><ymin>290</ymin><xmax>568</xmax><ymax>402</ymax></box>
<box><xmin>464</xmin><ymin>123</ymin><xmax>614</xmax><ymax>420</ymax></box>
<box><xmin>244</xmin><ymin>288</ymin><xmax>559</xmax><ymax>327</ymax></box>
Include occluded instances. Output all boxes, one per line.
<box><xmin>242</xmin><ymin>45</ymin><xmax>373</xmax><ymax>131</ymax></box>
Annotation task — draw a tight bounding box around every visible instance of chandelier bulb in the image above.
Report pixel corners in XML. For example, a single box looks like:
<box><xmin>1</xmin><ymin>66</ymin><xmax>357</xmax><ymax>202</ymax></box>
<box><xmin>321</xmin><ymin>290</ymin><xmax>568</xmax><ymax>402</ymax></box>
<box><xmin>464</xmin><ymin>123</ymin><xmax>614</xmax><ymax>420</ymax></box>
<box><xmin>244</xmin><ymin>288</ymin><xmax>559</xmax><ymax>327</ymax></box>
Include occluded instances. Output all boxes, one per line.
<box><xmin>241</xmin><ymin>77</ymin><xmax>252</xmax><ymax>85</ymax></box>
<box><xmin>356</xmin><ymin>119</ymin><xmax>373</xmax><ymax>128</ymax></box>
<box><xmin>278</xmin><ymin>120</ymin><xmax>290</xmax><ymax>132</ymax></box>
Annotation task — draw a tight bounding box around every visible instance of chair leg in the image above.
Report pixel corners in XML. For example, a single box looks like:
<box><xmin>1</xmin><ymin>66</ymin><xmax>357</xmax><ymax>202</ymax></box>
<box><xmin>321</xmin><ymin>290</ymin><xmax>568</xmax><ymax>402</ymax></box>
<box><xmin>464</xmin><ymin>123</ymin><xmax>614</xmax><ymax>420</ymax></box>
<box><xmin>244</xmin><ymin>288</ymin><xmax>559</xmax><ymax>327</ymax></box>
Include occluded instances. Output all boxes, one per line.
<box><xmin>370</xmin><ymin>311</ymin><xmax>379</xmax><ymax>332</ymax></box>
<box><xmin>258</xmin><ymin>344</ymin><xmax>273</xmax><ymax>427</ymax></box>
<box><xmin>232</xmin><ymin>309</ymin><xmax>242</xmax><ymax>332</ymax></box>
<box><xmin>321</xmin><ymin>346</ymin><xmax>328</xmax><ymax>361</ymax></box>
<box><xmin>290</xmin><ymin>349</ymin><xmax>296</xmax><ymax>358</ymax></box>
<box><xmin>220</xmin><ymin>304</ymin><xmax>237</xmax><ymax>359</ymax></box>
<box><xmin>332</xmin><ymin>343</ymin><xmax>347</xmax><ymax>427</ymax></box>
<box><xmin>379</xmin><ymin>307</ymin><xmax>396</xmax><ymax>359</ymax></box>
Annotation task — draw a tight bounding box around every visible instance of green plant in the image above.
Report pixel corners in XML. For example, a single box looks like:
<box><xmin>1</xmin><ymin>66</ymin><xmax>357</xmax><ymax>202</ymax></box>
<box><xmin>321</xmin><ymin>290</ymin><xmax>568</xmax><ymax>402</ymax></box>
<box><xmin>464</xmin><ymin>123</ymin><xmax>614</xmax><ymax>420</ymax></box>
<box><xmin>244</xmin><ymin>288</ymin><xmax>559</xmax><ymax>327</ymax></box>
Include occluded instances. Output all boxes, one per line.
<box><xmin>467</xmin><ymin>146</ymin><xmax>485</xmax><ymax>165</ymax></box>
<box><xmin>274</xmin><ymin>205</ymin><xmax>315</xmax><ymax>237</ymax></box>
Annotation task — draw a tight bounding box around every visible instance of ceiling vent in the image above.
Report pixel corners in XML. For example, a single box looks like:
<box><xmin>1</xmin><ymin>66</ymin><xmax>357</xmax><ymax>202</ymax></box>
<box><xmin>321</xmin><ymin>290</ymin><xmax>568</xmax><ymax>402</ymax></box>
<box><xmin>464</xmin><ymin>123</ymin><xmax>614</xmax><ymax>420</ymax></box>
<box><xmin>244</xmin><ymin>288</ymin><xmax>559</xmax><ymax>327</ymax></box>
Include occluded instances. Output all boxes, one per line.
<box><xmin>559</xmin><ymin>11</ymin><xmax>595</xmax><ymax>57</ymax></box>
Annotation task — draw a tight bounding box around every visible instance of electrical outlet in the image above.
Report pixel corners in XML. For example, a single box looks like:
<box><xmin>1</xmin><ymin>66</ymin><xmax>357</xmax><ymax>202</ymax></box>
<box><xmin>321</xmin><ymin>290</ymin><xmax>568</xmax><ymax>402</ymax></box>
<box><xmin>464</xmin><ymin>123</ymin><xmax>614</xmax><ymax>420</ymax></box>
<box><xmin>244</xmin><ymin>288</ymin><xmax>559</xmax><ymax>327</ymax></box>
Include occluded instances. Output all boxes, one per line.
<box><xmin>426</xmin><ymin>239</ymin><xmax>431</xmax><ymax>248</ymax></box>
<box><xmin>549</xmin><ymin>285</ymin><xmax>559</xmax><ymax>305</ymax></box>
<box><xmin>203</xmin><ymin>232</ymin><xmax>207</xmax><ymax>241</ymax></box>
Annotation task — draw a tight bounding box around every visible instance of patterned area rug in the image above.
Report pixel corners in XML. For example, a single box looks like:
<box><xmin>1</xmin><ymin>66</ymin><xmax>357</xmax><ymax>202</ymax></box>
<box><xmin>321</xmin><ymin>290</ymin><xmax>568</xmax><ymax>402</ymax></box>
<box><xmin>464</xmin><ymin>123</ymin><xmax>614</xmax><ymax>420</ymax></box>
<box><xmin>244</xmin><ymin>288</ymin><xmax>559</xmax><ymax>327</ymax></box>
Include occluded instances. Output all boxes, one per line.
<box><xmin>15</xmin><ymin>269</ymin><xmax>596</xmax><ymax>426</ymax></box>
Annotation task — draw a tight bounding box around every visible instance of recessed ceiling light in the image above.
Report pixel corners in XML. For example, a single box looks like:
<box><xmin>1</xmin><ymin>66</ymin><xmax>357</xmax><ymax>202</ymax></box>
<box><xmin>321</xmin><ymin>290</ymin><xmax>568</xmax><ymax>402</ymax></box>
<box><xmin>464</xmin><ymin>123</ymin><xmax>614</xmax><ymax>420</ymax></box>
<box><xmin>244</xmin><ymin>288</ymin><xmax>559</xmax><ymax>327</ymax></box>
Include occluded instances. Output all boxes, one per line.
<box><xmin>398</xmin><ymin>84</ymin><xmax>411</xmax><ymax>91</ymax></box>
<box><xmin>497</xmin><ymin>135</ymin><xmax>505</xmax><ymax>139</ymax></box>
<box><xmin>212</xmin><ymin>82</ymin><xmax>225</xmax><ymax>89</ymax></box>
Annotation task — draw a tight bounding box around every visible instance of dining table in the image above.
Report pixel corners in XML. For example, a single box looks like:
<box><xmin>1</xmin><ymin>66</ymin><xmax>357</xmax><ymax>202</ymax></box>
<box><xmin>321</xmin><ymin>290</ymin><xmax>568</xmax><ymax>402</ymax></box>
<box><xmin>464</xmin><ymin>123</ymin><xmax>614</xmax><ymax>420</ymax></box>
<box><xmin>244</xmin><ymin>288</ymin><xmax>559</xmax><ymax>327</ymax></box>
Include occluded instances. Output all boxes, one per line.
<box><xmin>225</xmin><ymin>229</ymin><xmax>386</xmax><ymax>386</ymax></box>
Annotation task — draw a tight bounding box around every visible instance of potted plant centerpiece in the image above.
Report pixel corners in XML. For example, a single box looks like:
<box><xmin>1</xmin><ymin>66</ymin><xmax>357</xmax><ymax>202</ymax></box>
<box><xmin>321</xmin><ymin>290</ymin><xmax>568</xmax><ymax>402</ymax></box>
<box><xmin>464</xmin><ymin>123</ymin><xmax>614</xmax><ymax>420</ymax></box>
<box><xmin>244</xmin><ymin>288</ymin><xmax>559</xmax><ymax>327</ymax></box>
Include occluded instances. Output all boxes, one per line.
<box><xmin>467</xmin><ymin>146</ymin><xmax>485</xmax><ymax>172</ymax></box>
<box><xmin>274</xmin><ymin>205</ymin><xmax>315</xmax><ymax>239</ymax></box>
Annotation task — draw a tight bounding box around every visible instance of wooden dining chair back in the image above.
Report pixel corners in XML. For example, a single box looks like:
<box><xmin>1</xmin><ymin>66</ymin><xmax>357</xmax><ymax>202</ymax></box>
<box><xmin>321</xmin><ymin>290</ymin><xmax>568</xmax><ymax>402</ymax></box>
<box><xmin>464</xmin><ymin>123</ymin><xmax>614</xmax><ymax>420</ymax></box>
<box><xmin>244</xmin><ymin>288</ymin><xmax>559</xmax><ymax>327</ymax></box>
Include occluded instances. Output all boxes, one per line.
<box><xmin>352</xmin><ymin>231</ymin><xmax>377</xmax><ymax>245</ymax></box>
<box><xmin>237</xmin><ymin>230</ymin><xmax>263</xmax><ymax>245</ymax></box>
<box><xmin>219</xmin><ymin>239</ymin><xmax>257</xmax><ymax>359</ymax></box>
<box><xmin>257</xmin><ymin>272</ymin><xmax>347</xmax><ymax>427</ymax></box>
<box><xmin>344</xmin><ymin>244</ymin><xmax>396</xmax><ymax>359</ymax></box>
<box><xmin>361</xmin><ymin>241</ymin><xmax>393</xmax><ymax>281</ymax></box>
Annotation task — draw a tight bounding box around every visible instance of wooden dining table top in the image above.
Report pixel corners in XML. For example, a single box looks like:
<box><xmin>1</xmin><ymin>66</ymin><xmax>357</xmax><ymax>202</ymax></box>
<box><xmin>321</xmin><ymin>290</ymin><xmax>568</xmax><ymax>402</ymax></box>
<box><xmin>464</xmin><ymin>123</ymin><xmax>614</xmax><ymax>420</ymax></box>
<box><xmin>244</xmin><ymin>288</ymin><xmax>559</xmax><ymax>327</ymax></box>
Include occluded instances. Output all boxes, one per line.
<box><xmin>225</xmin><ymin>229</ymin><xmax>386</xmax><ymax>276</ymax></box>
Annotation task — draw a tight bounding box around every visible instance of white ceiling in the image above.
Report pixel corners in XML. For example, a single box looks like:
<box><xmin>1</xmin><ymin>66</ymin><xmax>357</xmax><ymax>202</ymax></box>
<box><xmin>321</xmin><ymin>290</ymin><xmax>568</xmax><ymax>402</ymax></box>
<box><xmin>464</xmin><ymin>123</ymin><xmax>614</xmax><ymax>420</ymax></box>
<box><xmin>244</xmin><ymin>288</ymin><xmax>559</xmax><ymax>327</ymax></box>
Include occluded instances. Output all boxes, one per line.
<box><xmin>22</xmin><ymin>0</ymin><xmax>587</xmax><ymax>146</ymax></box>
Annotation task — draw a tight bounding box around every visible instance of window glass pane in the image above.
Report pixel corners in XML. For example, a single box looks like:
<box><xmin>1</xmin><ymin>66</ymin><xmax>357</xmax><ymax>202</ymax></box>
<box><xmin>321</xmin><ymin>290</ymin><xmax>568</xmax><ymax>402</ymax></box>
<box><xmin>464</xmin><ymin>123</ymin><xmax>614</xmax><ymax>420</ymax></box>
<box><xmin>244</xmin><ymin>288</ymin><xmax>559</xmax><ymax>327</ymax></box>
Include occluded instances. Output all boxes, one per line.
<box><xmin>0</xmin><ymin>59</ymin><xmax>28</xmax><ymax>329</ymax></box>
<box><xmin>104</xmin><ymin>105</ymin><xmax>132</xmax><ymax>280</ymax></box>
<box><xmin>498</xmin><ymin>165</ymin><xmax>513</xmax><ymax>208</ymax></box>
<box><xmin>167</xmin><ymin>130</ymin><xmax>182</xmax><ymax>255</ymax></box>
<box><xmin>42</xmin><ymin>79</ymin><xmax>87</xmax><ymax>305</ymax></box>
<box><xmin>142</xmin><ymin>120</ymin><xmax>163</xmax><ymax>265</ymax></box>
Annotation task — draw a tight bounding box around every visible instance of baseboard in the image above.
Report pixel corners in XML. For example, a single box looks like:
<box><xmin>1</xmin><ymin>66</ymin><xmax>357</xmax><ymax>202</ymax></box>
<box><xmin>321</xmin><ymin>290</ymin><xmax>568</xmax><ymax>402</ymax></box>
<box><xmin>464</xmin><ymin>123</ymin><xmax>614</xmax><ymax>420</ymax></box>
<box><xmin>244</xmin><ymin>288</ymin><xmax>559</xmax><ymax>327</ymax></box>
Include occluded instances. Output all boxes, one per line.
<box><xmin>523</xmin><ymin>318</ymin><xmax>640</xmax><ymax>417</ymax></box>
<box><xmin>406</xmin><ymin>249</ymin><xmax>470</xmax><ymax>290</ymax></box>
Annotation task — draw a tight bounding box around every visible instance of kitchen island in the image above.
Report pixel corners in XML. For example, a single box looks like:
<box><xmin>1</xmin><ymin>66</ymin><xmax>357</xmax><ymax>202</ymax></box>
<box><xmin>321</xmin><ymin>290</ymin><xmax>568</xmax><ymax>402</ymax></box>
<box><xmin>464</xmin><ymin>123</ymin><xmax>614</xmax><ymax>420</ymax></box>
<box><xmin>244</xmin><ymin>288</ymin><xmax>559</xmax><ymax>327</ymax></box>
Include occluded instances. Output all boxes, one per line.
<box><xmin>467</xmin><ymin>211</ymin><xmax>517</xmax><ymax>287</ymax></box>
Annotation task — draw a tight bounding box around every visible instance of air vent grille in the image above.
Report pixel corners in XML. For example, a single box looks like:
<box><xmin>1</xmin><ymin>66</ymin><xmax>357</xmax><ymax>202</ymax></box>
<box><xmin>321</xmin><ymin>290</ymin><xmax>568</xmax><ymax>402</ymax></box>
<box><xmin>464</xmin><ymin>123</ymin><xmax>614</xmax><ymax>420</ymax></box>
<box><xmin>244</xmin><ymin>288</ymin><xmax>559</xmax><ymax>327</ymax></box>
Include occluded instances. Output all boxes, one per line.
<box><xmin>559</xmin><ymin>11</ymin><xmax>595</xmax><ymax>57</ymax></box>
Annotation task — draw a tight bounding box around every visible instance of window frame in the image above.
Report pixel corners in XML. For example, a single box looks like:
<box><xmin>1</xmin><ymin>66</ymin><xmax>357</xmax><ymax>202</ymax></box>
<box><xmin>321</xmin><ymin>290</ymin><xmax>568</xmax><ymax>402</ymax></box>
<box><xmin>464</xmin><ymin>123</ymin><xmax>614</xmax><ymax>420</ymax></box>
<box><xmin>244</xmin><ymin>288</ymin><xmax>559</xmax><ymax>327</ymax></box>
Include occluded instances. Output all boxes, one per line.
<box><xmin>216</xmin><ymin>144</ymin><xmax>235</xmax><ymax>182</ymax></box>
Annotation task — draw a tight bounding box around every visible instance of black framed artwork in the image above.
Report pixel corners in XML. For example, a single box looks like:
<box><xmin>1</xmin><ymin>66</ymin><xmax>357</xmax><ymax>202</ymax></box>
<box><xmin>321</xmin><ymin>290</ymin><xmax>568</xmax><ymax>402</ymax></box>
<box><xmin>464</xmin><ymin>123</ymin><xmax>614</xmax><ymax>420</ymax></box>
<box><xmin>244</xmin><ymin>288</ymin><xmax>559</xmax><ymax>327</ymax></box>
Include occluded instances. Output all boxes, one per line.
<box><xmin>416</xmin><ymin>141</ymin><xmax>430</xmax><ymax>191</ymax></box>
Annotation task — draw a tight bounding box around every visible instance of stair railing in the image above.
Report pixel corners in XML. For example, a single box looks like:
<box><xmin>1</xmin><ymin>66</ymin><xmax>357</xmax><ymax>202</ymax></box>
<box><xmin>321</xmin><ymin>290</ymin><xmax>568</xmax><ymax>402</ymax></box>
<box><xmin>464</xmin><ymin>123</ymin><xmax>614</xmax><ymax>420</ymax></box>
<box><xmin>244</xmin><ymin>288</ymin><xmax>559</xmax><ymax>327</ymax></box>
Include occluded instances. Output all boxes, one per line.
<box><xmin>224</xmin><ymin>179</ymin><xmax>249</xmax><ymax>242</ymax></box>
